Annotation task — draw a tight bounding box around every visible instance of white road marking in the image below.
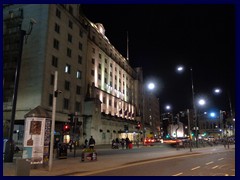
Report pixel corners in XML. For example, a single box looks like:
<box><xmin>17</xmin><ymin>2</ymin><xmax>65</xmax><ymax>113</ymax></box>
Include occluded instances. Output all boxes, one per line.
<box><xmin>212</xmin><ymin>165</ymin><xmax>219</xmax><ymax>169</ymax></box>
<box><xmin>218</xmin><ymin>158</ymin><xmax>224</xmax><ymax>161</ymax></box>
<box><xmin>72</xmin><ymin>153</ymin><xmax>202</xmax><ymax>176</ymax></box>
<box><xmin>172</xmin><ymin>172</ymin><xmax>183</xmax><ymax>176</ymax></box>
<box><xmin>191</xmin><ymin>166</ymin><xmax>200</xmax><ymax>171</ymax></box>
<box><xmin>206</xmin><ymin>161</ymin><xmax>214</xmax><ymax>165</ymax></box>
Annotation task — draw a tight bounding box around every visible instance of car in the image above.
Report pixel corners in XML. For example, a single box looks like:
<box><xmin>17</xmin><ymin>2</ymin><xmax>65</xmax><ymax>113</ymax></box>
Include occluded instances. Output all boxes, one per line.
<box><xmin>144</xmin><ymin>138</ymin><xmax>155</xmax><ymax>146</ymax></box>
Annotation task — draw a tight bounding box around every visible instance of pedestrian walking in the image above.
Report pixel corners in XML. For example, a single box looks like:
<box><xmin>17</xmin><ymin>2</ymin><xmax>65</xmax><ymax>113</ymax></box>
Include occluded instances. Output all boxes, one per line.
<box><xmin>69</xmin><ymin>139</ymin><xmax>73</xmax><ymax>152</ymax></box>
<box><xmin>121</xmin><ymin>138</ymin><xmax>125</xmax><ymax>149</ymax></box>
<box><xmin>125</xmin><ymin>137</ymin><xmax>130</xmax><ymax>149</ymax></box>
<box><xmin>89</xmin><ymin>136</ymin><xmax>96</xmax><ymax>149</ymax></box>
<box><xmin>84</xmin><ymin>139</ymin><xmax>88</xmax><ymax>148</ymax></box>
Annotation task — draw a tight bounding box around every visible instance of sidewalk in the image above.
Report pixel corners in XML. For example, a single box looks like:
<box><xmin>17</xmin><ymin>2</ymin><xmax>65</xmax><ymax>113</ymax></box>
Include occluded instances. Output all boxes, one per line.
<box><xmin>3</xmin><ymin>144</ymin><xmax>235</xmax><ymax>176</ymax></box>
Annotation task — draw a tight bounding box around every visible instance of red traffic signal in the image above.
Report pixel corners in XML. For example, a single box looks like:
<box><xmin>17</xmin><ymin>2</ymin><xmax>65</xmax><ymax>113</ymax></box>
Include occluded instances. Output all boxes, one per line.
<box><xmin>63</xmin><ymin>124</ymin><xmax>70</xmax><ymax>132</ymax></box>
<box><xmin>136</xmin><ymin>122</ymin><xmax>141</xmax><ymax>129</ymax></box>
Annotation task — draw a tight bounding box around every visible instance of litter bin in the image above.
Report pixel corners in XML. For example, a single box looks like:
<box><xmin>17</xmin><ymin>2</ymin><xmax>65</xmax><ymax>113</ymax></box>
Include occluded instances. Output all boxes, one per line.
<box><xmin>57</xmin><ymin>143</ymin><xmax>67</xmax><ymax>159</ymax></box>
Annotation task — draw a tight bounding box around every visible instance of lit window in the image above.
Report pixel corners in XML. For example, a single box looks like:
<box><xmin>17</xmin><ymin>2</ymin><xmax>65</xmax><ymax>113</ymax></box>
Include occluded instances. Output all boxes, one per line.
<box><xmin>65</xmin><ymin>64</ymin><xmax>71</xmax><ymax>74</ymax></box>
<box><xmin>77</xmin><ymin>70</ymin><xmax>81</xmax><ymax>79</ymax></box>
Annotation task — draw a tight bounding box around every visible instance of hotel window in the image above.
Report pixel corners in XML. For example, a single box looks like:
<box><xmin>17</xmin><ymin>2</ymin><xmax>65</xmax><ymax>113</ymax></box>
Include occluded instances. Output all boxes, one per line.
<box><xmin>63</xmin><ymin>98</ymin><xmax>69</xmax><ymax>110</ymax></box>
<box><xmin>56</xmin><ymin>8</ymin><xmax>61</xmax><ymax>19</ymax></box>
<box><xmin>110</xmin><ymin>63</ymin><xmax>112</xmax><ymax>68</ymax></box>
<box><xmin>99</xmin><ymin>53</ymin><xmax>102</xmax><ymax>59</ymax></box>
<box><xmin>104</xmin><ymin>78</ymin><xmax>107</xmax><ymax>84</ymax></box>
<box><xmin>98</xmin><ymin>64</ymin><xmax>101</xmax><ymax>69</ymax></box>
<box><xmin>65</xmin><ymin>80</ymin><xmax>70</xmax><ymax>90</ymax></box>
<box><xmin>55</xmin><ymin>23</ymin><xmax>60</xmax><ymax>33</ymax></box>
<box><xmin>105</xmin><ymin>59</ymin><xmax>107</xmax><ymax>64</ymax></box>
<box><xmin>110</xmin><ymin>72</ymin><xmax>112</xmax><ymax>77</ymax></box>
<box><xmin>69</xmin><ymin>5</ymin><xmax>73</xmax><ymax>15</ymax></box>
<box><xmin>52</xmin><ymin>55</ymin><xmax>58</xmax><ymax>67</ymax></box>
<box><xmin>103</xmin><ymin>97</ymin><xmax>106</xmax><ymax>104</ymax></box>
<box><xmin>79</xmin><ymin>42</ymin><xmax>82</xmax><ymax>50</ymax></box>
<box><xmin>68</xmin><ymin>34</ymin><xmax>72</xmax><ymax>43</ymax></box>
<box><xmin>65</xmin><ymin>64</ymin><xmax>71</xmax><ymax>74</ymax></box>
<box><xmin>105</xmin><ymin>68</ymin><xmax>107</xmax><ymax>73</ymax></box>
<box><xmin>92</xmin><ymin>58</ymin><xmax>95</xmax><ymax>64</ymax></box>
<box><xmin>76</xmin><ymin>70</ymin><xmax>82</xmax><ymax>79</ymax></box>
<box><xmin>114</xmin><ymin>102</ymin><xmax>117</xmax><ymax>108</ymax></box>
<box><xmin>53</xmin><ymin>39</ymin><xmax>59</xmax><ymax>50</ymax></box>
<box><xmin>78</xmin><ymin>55</ymin><xmax>82</xmax><ymax>64</ymax></box>
<box><xmin>109</xmin><ymin>100</ymin><xmax>112</xmax><ymax>106</ymax></box>
<box><xmin>76</xmin><ymin>85</ymin><xmax>81</xmax><ymax>95</ymax></box>
<box><xmin>69</xmin><ymin>20</ymin><xmax>73</xmax><ymax>29</ymax></box>
<box><xmin>79</xmin><ymin>29</ymin><xmax>83</xmax><ymax>37</ymax></box>
<box><xmin>98</xmin><ymin>74</ymin><xmax>101</xmax><ymax>80</ymax></box>
<box><xmin>67</xmin><ymin>48</ymin><xmax>72</xmax><ymax>57</ymax></box>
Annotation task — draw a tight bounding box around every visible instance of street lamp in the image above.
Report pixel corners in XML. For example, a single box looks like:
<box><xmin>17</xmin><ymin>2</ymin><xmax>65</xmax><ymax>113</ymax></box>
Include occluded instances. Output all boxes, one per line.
<box><xmin>142</xmin><ymin>82</ymin><xmax>155</xmax><ymax>145</ymax></box>
<box><xmin>4</xmin><ymin>10</ymin><xmax>36</xmax><ymax>162</ymax></box>
<box><xmin>176</xmin><ymin>65</ymin><xmax>196</xmax><ymax>148</ymax></box>
<box><xmin>213</xmin><ymin>87</ymin><xmax>235</xmax><ymax>137</ymax></box>
<box><xmin>195</xmin><ymin>98</ymin><xmax>206</xmax><ymax>147</ymax></box>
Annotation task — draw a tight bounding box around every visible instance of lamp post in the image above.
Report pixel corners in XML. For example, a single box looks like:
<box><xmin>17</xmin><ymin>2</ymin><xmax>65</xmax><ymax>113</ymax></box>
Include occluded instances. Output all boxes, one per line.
<box><xmin>213</xmin><ymin>87</ymin><xmax>235</xmax><ymax>137</ymax></box>
<box><xmin>195</xmin><ymin>98</ymin><xmax>206</xmax><ymax>147</ymax></box>
<box><xmin>142</xmin><ymin>82</ymin><xmax>155</xmax><ymax>145</ymax></box>
<box><xmin>4</xmin><ymin>9</ymin><xmax>35</xmax><ymax>162</ymax></box>
<box><xmin>177</xmin><ymin>66</ymin><xmax>197</xmax><ymax>147</ymax></box>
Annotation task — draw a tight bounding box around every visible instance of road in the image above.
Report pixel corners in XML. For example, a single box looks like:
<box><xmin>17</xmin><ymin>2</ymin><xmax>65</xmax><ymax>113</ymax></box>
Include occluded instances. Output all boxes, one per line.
<box><xmin>71</xmin><ymin>145</ymin><xmax>235</xmax><ymax>176</ymax></box>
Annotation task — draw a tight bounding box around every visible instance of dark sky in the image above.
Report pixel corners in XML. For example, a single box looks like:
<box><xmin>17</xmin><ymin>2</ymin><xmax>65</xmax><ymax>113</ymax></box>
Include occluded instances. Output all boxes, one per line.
<box><xmin>81</xmin><ymin>4</ymin><xmax>235</xmax><ymax>114</ymax></box>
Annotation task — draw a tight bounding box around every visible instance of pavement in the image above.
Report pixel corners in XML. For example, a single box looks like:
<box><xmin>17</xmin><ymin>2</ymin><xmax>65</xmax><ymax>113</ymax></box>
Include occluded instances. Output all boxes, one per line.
<box><xmin>3</xmin><ymin>143</ymin><xmax>235</xmax><ymax>176</ymax></box>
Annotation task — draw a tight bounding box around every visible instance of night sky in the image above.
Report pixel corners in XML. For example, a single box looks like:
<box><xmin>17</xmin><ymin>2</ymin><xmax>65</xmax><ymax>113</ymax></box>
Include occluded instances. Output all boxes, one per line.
<box><xmin>82</xmin><ymin>4</ymin><xmax>235</xmax><ymax>114</ymax></box>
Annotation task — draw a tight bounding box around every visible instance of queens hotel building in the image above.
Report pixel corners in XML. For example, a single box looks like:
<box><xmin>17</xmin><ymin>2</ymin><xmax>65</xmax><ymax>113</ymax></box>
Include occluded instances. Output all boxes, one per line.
<box><xmin>3</xmin><ymin>4</ymin><xmax>160</xmax><ymax>145</ymax></box>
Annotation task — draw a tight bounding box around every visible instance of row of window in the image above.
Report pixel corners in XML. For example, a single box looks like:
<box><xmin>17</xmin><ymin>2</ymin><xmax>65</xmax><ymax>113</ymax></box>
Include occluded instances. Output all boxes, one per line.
<box><xmin>52</xmin><ymin>55</ymin><xmax>82</xmax><ymax>68</ymax></box>
<box><xmin>56</xmin><ymin>7</ymin><xmax>84</xmax><ymax>37</ymax></box>
<box><xmin>52</xmin><ymin>55</ymin><xmax>82</xmax><ymax>79</ymax></box>
<box><xmin>91</xmin><ymin>58</ymin><xmax>128</xmax><ymax>80</ymax></box>
<box><xmin>53</xmin><ymin>38</ymin><xmax>83</xmax><ymax>55</ymax></box>
<box><xmin>49</xmin><ymin>94</ymin><xmax>81</xmax><ymax>111</ymax></box>
<box><xmin>50</xmin><ymin>74</ymin><xmax>82</xmax><ymax>93</ymax></box>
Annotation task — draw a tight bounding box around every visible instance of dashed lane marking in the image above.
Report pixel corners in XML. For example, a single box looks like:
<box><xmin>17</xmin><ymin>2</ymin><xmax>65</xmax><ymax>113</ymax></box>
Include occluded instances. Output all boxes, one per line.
<box><xmin>211</xmin><ymin>165</ymin><xmax>219</xmax><ymax>169</ymax></box>
<box><xmin>191</xmin><ymin>166</ymin><xmax>200</xmax><ymax>171</ymax></box>
<box><xmin>172</xmin><ymin>172</ymin><xmax>183</xmax><ymax>176</ymax></box>
<box><xmin>206</xmin><ymin>161</ymin><xmax>214</xmax><ymax>165</ymax></box>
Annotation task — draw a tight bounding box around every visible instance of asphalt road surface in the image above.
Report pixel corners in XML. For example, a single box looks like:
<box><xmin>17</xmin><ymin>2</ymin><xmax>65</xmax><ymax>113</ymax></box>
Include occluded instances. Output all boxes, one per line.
<box><xmin>74</xmin><ymin>148</ymin><xmax>235</xmax><ymax>176</ymax></box>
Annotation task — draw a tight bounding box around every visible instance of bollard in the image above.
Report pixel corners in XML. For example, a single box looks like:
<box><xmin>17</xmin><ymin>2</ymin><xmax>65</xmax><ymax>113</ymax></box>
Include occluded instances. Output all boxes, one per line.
<box><xmin>16</xmin><ymin>159</ymin><xmax>30</xmax><ymax>176</ymax></box>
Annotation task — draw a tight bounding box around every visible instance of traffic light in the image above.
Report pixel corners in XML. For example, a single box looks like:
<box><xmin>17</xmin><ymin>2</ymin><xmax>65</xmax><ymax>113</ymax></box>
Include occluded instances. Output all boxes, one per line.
<box><xmin>136</xmin><ymin>122</ymin><xmax>141</xmax><ymax>130</ymax></box>
<box><xmin>68</xmin><ymin>113</ymin><xmax>74</xmax><ymax>124</ymax></box>
<box><xmin>63</xmin><ymin>124</ymin><xmax>70</xmax><ymax>132</ymax></box>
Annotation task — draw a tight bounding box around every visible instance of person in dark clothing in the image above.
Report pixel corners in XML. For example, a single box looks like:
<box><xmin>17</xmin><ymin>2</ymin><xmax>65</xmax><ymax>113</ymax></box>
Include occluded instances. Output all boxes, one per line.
<box><xmin>89</xmin><ymin>136</ymin><xmax>96</xmax><ymax>149</ymax></box>
<box><xmin>125</xmin><ymin>137</ymin><xmax>130</xmax><ymax>149</ymax></box>
<box><xmin>121</xmin><ymin>138</ymin><xmax>125</xmax><ymax>149</ymax></box>
<box><xmin>84</xmin><ymin>139</ymin><xmax>88</xmax><ymax>148</ymax></box>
